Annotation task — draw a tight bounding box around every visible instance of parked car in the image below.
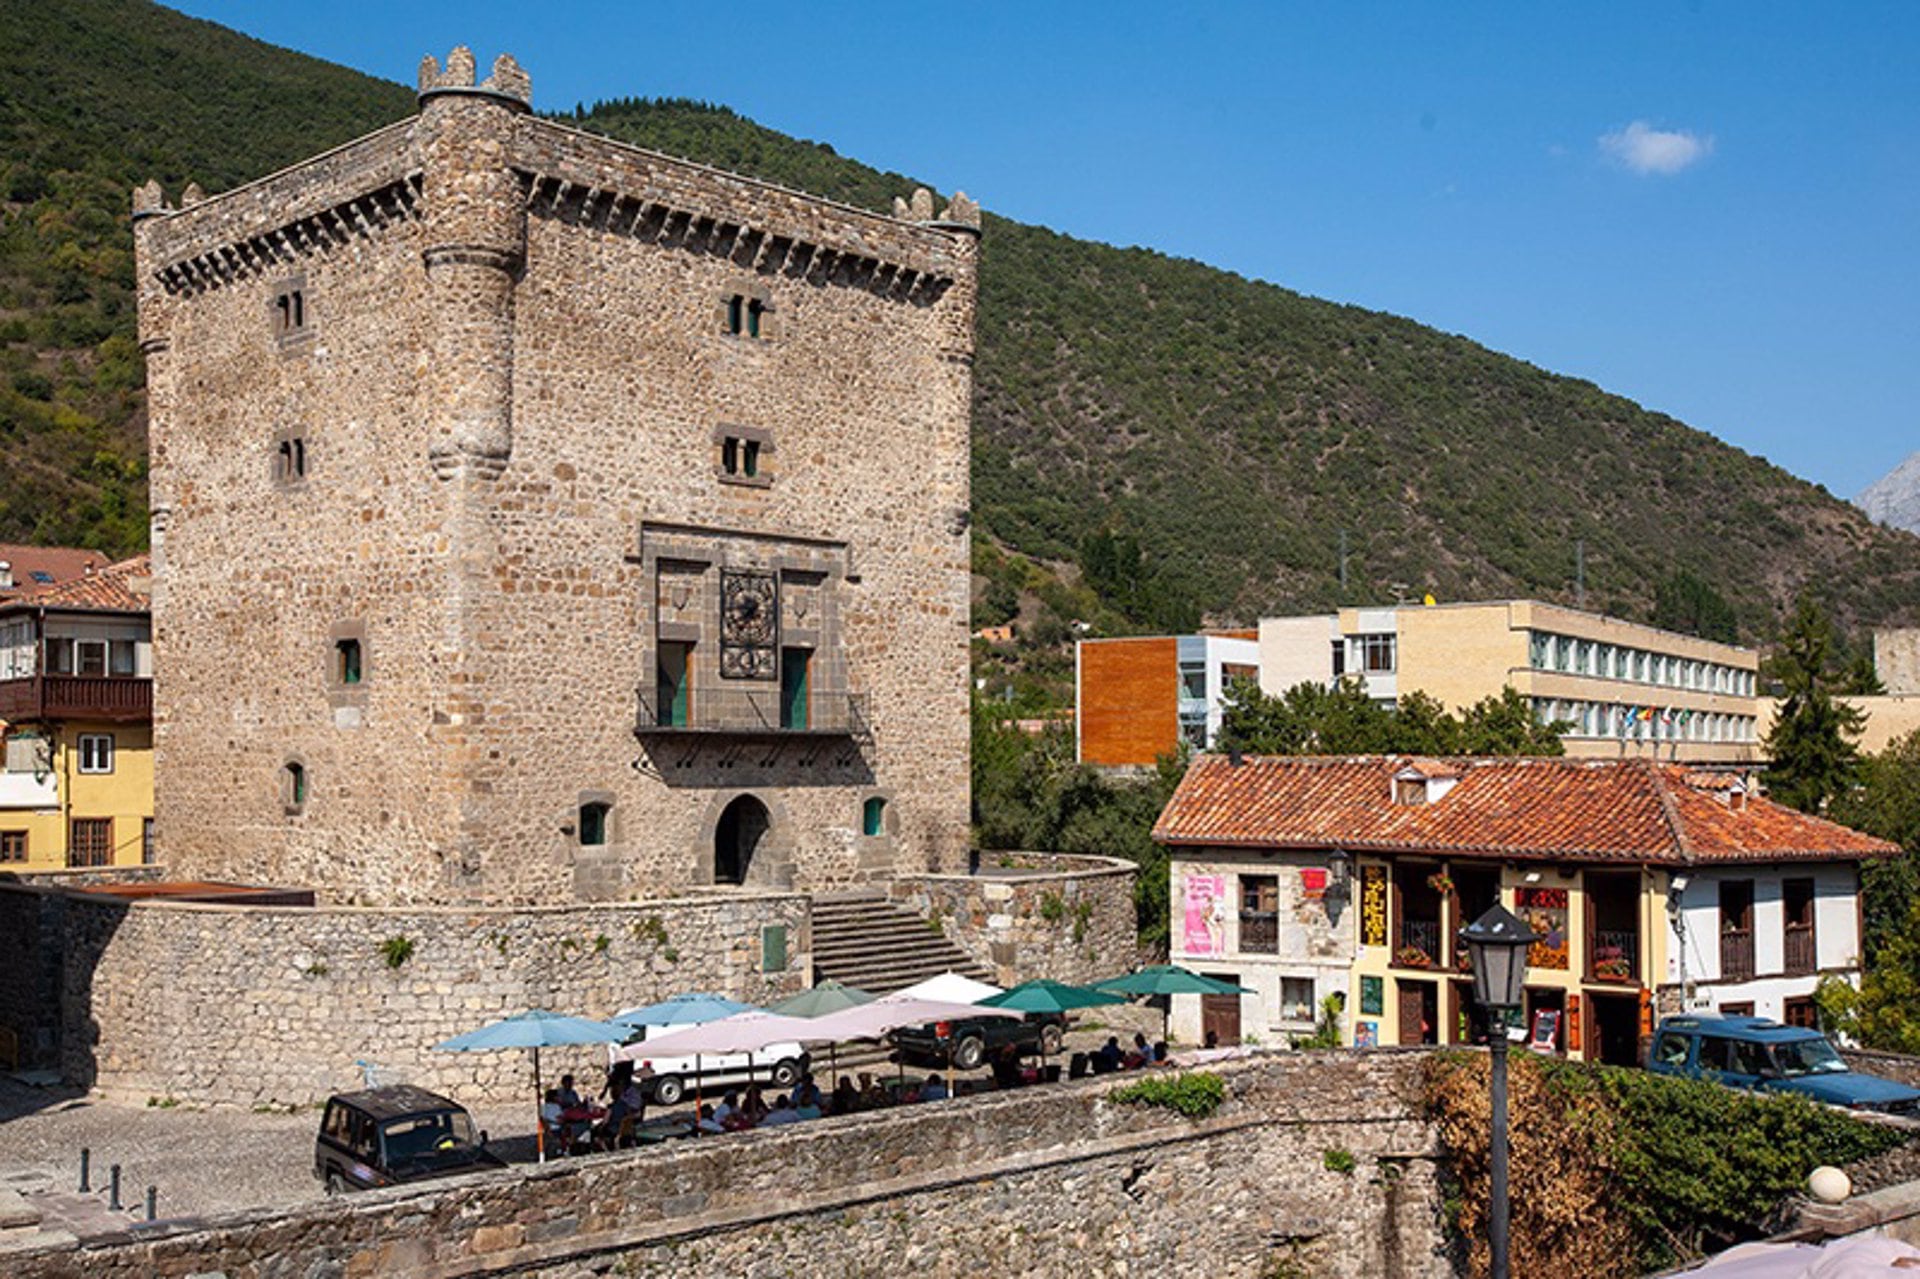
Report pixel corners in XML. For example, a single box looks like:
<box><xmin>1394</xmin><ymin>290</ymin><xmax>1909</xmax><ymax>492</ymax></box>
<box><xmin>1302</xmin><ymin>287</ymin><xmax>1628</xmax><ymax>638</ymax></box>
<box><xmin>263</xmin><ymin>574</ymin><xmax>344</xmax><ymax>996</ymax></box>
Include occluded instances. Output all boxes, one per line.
<box><xmin>890</xmin><ymin>1012</ymin><xmax>1066</xmax><ymax>1071</ymax></box>
<box><xmin>611</xmin><ymin>1020</ymin><xmax>809</xmax><ymax>1106</ymax></box>
<box><xmin>1646</xmin><ymin>1015</ymin><xmax>1920</xmax><ymax>1115</ymax></box>
<box><xmin>315</xmin><ymin>1085</ymin><xmax>503</xmax><ymax>1193</ymax></box>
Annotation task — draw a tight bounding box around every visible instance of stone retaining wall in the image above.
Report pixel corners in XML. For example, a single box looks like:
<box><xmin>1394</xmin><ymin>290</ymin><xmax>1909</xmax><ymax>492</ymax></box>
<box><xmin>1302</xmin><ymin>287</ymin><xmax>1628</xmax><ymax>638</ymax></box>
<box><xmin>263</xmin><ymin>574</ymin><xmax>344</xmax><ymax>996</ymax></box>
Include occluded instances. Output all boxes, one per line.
<box><xmin>888</xmin><ymin>852</ymin><xmax>1142</xmax><ymax>987</ymax></box>
<box><xmin>0</xmin><ymin>885</ymin><xmax>810</xmax><ymax>1106</ymax></box>
<box><xmin>9</xmin><ymin>1051</ymin><xmax>1451</xmax><ymax>1279</ymax></box>
<box><xmin>1843</xmin><ymin>1048</ymin><xmax>1920</xmax><ymax>1088</ymax></box>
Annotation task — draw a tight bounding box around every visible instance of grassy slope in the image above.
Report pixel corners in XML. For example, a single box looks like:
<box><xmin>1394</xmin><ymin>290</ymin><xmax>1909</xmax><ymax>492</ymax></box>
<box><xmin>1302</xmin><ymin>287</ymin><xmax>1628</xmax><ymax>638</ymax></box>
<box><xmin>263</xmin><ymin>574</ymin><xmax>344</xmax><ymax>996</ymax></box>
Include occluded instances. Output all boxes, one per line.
<box><xmin>3</xmin><ymin>0</ymin><xmax>1917</xmax><ymax>639</ymax></box>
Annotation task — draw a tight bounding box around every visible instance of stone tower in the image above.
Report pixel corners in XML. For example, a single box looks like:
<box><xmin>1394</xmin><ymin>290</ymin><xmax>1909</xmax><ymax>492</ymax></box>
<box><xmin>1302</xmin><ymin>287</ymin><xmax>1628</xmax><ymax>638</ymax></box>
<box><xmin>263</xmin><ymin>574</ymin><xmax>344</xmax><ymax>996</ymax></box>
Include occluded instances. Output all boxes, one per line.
<box><xmin>133</xmin><ymin>49</ymin><xmax>980</xmax><ymax>905</ymax></box>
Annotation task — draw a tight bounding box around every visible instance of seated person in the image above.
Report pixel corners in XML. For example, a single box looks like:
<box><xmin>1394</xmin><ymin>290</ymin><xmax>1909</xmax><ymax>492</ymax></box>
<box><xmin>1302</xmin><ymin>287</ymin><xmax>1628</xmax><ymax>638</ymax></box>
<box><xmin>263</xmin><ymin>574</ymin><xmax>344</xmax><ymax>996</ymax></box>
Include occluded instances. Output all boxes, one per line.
<box><xmin>918</xmin><ymin>1074</ymin><xmax>949</xmax><ymax>1102</ymax></box>
<box><xmin>760</xmin><ymin>1095</ymin><xmax>802</xmax><ymax>1126</ymax></box>
<box><xmin>990</xmin><ymin>1042</ymin><xmax>1023</xmax><ymax>1090</ymax></box>
<box><xmin>557</xmin><ymin>1074</ymin><xmax>584</xmax><ymax>1109</ymax></box>
<box><xmin>712</xmin><ymin>1090</ymin><xmax>741</xmax><ymax>1128</ymax></box>
<box><xmin>693</xmin><ymin>1104</ymin><xmax>723</xmax><ymax>1135</ymax></box>
<box><xmin>858</xmin><ymin>1073</ymin><xmax>889</xmax><ymax>1110</ymax></box>
<box><xmin>1204</xmin><ymin>1029</ymin><xmax>1220</xmax><ymax>1050</ymax></box>
<box><xmin>1153</xmin><ymin>1040</ymin><xmax>1171</xmax><ymax>1063</ymax></box>
<box><xmin>793</xmin><ymin>1072</ymin><xmax>823</xmax><ymax>1112</ymax></box>
<box><xmin>830</xmin><ymin>1076</ymin><xmax>861</xmax><ymax>1115</ymax></box>
<box><xmin>1124</xmin><ymin>1032</ymin><xmax>1151</xmax><ymax>1069</ymax></box>
<box><xmin>540</xmin><ymin>1089</ymin><xmax>570</xmax><ymax>1152</ymax></box>
<box><xmin>741</xmin><ymin>1085</ymin><xmax>770</xmax><ymax>1126</ymax></box>
<box><xmin>1092</xmin><ymin>1036</ymin><xmax>1124</xmax><ymax>1073</ymax></box>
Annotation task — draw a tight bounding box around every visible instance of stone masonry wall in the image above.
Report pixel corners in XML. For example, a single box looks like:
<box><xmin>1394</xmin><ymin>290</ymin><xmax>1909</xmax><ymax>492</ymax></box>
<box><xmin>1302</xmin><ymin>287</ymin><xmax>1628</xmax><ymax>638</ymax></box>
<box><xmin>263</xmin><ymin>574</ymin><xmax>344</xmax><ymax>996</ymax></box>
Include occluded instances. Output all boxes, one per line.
<box><xmin>137</xmin><ymin>54</ymin><xmax>980</xmax><ymax>909</ymax></box>
<box><xmin>888</xmin><ymin>853</ymin><xmax>1143</xmax><ymax>987</ymax></box>
<box><xmin>6</xmin><ymin>885</ymin><xmax>809</xmax><ymax>1106</ymax></box>
<box><xmin>9</xmin><ymin>1051</ymin><xmax>1452</xmax><ymax>1279</ymax></box>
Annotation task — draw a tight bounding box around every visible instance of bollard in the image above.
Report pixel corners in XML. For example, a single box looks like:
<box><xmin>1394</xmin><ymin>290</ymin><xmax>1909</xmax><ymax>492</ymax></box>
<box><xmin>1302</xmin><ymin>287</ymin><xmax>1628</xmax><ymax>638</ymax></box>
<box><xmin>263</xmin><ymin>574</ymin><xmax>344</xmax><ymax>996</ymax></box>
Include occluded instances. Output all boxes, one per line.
<box><xmin>109</xmin><ymin>1164</ymin><xmax>121</xmax><ymax>1211</ymax></box>
<box><xmin>145</xmin><ymin>1186</ymin><xmax>156</xmax><ymax>1222</ymax></box>
<box><xmin>79</xmin><ymin>1147</ymin><xmax>90</xmax><ymax>1192</ymax></box>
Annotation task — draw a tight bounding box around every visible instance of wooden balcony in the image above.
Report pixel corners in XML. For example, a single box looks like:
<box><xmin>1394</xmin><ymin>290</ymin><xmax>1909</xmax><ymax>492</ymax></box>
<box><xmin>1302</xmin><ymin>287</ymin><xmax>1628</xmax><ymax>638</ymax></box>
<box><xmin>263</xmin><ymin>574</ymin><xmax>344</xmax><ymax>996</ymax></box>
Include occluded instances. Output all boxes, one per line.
<box><xmin>1784</xmin><ymin>925</ymin><xmax>1817</xmax><ymax>977</ymax></box>
<box><xmin>1721</xmin><ymin>928</ymin><xmax>1756</xmax><ymax>983</ymax></box>
<box><xmin>0</xmin><ymin>675</ymin><xmax>151</xmax><ymax>723</ymax></box>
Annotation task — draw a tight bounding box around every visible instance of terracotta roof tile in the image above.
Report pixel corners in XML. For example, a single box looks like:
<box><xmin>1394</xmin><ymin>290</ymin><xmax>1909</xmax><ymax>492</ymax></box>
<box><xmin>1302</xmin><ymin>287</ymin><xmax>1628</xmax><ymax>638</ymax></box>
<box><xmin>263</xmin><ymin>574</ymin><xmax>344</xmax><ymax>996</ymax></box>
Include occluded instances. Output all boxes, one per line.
<box><xmin>0</xmin><ymin>543</ymin><xmax>109</xmax><ymax>601</ymax></box>
<box><xmin>1153</xmin><ymin>754</ymin><xmax>1896</xmax><ymax>866</ymax></box>
<box><xmin>0</xmin><ymin>554</ymin><xmax>151</xmax><ymax>615</ymax></box>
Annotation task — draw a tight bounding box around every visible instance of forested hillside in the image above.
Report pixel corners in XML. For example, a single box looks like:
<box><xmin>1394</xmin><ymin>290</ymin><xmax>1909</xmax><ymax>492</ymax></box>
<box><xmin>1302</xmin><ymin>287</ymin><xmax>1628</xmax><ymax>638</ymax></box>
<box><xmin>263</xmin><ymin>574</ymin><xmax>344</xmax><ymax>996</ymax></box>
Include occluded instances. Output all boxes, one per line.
<box><xmin>5</xmin><ymin>0</ymin><xmax>1919</xmax><ymax>641</ymax></box>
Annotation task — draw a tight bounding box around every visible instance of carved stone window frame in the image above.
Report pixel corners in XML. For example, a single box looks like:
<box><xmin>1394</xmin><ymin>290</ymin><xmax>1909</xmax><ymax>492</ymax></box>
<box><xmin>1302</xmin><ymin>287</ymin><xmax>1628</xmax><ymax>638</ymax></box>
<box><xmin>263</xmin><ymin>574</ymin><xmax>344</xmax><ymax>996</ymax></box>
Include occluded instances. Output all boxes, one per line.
<box><xmin>326</xmin><ymin>619</ymin><xmax>369</xmax><ymax>709</ymax></box>
<box><xmin>271</xmin><ymin>425</ymin><xmax>310</xmax><ymax>489</ymax></box>
<box><xmin>714</xmin><ymin>424</ymin><xmax>774</xmax><ymax>490</ymax></box>
<box><xmin>281</xmin><ymin>755</ymin><xmax>309</xmax><ymax>817</ymax></box>
<box><xmin>271</xmin><ymin>272</ymin><xmax>313</xmax><ymax>352</ymax></box>
<box><xmin>718</xmin><ymin>279</ymin><xmax>776</xmax><ymax>341</ymax></box>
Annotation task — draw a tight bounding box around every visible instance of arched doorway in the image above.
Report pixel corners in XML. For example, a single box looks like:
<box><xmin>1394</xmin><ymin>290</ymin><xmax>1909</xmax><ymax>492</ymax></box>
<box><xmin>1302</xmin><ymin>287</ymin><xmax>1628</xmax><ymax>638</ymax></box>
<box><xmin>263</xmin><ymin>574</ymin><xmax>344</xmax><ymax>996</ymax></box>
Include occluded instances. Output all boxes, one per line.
<box><xmin>714</xmin><ymin>794</ymin><xmax>771</xmax><ymax>886</ymax></box>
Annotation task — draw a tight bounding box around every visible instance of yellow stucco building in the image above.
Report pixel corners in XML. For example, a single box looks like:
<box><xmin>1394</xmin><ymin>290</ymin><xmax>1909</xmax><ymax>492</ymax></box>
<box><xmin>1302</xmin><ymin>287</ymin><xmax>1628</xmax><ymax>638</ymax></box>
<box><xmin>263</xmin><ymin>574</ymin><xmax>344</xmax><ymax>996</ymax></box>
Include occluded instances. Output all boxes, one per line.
<box><xmin>1259</xmin><ymin>600</ymin><xmax>1762</xmax><ymax>763</ymax></box>
<box><xmin>0</xmin><ymin>555</ymin><xmax>154</xmax><ymax>869</ymax></box>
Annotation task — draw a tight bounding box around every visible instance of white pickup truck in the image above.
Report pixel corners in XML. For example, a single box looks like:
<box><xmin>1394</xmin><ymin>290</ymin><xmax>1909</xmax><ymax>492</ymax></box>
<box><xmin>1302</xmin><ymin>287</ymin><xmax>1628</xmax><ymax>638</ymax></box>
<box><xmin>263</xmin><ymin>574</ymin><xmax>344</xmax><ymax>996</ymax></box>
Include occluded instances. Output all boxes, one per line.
<box><xmin>609</xmin><ymin>1020</ymin><xmax>809</xmax><ymax>1106</ymax></box>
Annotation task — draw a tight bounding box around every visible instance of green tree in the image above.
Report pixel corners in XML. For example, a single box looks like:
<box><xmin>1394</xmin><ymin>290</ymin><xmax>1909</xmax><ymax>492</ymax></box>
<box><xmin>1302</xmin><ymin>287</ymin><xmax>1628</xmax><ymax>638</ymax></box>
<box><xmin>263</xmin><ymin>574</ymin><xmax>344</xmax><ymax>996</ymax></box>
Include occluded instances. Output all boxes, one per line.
<box><xmin>1218</xmin><ymin>678</ymin><xmax>1564</xmax><ymax>757</ymax></box>
<box><xmin>1830</xmin><ymin>729</ymin><xmax>1920</xmax><ymax>968</ymax></box>
<box><xmin>1652</xmin><ymin>570</ymin><xmax>1739</xmax><ymax>643</ymax></box>
<box><xmin>1762</xmin><ymin>598</ymin><xmax>1864</xmax><ymax>814</ymax></box>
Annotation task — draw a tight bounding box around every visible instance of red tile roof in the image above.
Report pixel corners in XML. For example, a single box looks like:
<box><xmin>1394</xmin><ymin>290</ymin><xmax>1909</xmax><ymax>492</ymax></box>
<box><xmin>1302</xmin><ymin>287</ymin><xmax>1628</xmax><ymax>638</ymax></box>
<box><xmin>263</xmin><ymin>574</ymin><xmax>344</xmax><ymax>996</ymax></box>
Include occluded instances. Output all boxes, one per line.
<box><xmin>1153</xmin><ymin>754</ymin><xmax>1896</xmax><ymax>866</ymax></box>
<box><xmin>0</xmin><ymin>543</ymin><xmax>109</xmax><ymax>601</ymax></box>
<box><xmin>0</xmin><ymin>554</ymin><xmax>151</xmax><ymax>615</ymax></box>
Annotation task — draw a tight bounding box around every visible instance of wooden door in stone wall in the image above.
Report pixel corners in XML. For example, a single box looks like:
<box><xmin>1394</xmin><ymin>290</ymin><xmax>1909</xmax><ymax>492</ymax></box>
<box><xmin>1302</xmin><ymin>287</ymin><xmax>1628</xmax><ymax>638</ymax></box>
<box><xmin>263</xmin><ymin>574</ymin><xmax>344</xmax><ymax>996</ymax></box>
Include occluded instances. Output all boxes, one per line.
<box><xmin>1200</xmin><ymin>979</ymin><xmax>1241</xmax><ymax>1046</ymax></box>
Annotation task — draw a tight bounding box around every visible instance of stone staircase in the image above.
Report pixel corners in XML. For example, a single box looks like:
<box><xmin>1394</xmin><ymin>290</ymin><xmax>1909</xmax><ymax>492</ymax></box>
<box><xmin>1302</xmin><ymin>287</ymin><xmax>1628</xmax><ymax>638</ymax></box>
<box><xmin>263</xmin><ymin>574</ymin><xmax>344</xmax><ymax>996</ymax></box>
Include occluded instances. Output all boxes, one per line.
<box><xmin>810</xmin><ymin>892</ymin><xmax>993</xmax><ymax>996</ymax></box>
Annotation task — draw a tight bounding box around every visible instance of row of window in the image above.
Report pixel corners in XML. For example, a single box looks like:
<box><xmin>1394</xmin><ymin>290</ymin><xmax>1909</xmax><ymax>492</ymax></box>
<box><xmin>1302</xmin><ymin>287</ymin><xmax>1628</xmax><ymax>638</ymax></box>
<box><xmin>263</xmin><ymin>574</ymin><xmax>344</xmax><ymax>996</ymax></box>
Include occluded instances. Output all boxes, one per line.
<box><xmin>1529</xmin><ymin>631</ymin><xmax>1755</xmax><ymax>697</ymax></box>
<box><xmin>270</xmin><ymin>428</ymin><xmax>775</xmax><ymax>489</ymax></box>
<box><xmin>43</xmin><ymin>638</ymin><xmax>141</xmax><ymax>678</ymax></box>
<box><xmin>271</xmin><ymin>282</ymin><xmax>776</xmax><ymax>346</ymax></box>
<box><xmin>579</xmin><ymin>795</ymin><xmax>883</xmax><ymax>845</ymax></box>
<box><xmin>1530</xmin><ymin>698</ymin><xmax>1758</xmax><ymax>744</ymax></box>
<box><xmin>654</xmin><ymin>642</ymin><xmax>813</xmax><ymax>730</ymax></box>
<box><xmin>1330</xmin><ymin>634</ymin><xmax>1397</xmax><ymax>677</ymax></box>
<box><xmin>0</xmin><ymin>732</ymin><xmax>116</xmax><ymax>774</ymax></box>
<box><xmin>0</xmin><ymin>818</ymin><xmax>154</xmax><ymax>867</ymax></box>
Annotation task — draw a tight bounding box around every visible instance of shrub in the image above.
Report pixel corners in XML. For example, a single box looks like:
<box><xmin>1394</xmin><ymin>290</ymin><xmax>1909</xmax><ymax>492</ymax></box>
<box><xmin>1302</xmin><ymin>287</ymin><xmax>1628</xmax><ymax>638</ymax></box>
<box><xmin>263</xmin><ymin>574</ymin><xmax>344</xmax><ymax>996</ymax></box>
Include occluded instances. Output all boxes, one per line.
<box><xmin>1107</xmin><ymin>1071</ymin><xmax>1226</xmax><ymax>1119</ymax></box>
<box><xmin>378</xmin><ymin>935</ymin><xmax>415</xmax><ymax>969</ymax></box>
<box><xmin>1423</xmin><ymin>1052</ymin><xmax>1907</xmax><ymax>1277</ymax></box>
<box><xmin>1322</xmin><ymin>1147</ymin><xmax>1356</xmax><ymax>1175</ymax></box>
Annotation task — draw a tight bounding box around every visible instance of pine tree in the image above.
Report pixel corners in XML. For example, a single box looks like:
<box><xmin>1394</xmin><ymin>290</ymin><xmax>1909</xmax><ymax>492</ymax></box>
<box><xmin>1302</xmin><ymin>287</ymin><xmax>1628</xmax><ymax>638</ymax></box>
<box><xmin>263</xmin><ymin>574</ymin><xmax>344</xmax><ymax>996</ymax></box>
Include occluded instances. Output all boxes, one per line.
<box><xmin>1762</xmin><ymin>597</ymin><xmax>1864</xmax><ymax>814</ymax></box>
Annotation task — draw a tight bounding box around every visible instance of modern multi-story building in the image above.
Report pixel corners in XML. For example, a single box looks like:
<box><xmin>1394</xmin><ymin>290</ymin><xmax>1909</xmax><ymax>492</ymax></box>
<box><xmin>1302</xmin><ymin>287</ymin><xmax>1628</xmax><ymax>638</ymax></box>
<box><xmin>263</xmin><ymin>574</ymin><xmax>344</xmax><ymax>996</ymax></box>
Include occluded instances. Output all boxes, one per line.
<box><xmin>1153</xmin><ymin>754</ymin><xmax>1891</xmax><ymax>1062</ymax></box>
<box><xmin>0</xmin><ymin>555</ymin><xmax>154</xmax><ymax>869</ymax></box>
<box><xmin>1075</xmin><ymin>632</ymin><xmax>1258</xmax><ymax>766</ymax></box>
<box><xmin>1259</xmin><ymin>600</ymin><xmax>1762</xmax><ymax>762</ymax></box>
<box><xmin>133</xmin><ymin>49</ymin><xmax>980</xmax><ymax>905</ymax></box>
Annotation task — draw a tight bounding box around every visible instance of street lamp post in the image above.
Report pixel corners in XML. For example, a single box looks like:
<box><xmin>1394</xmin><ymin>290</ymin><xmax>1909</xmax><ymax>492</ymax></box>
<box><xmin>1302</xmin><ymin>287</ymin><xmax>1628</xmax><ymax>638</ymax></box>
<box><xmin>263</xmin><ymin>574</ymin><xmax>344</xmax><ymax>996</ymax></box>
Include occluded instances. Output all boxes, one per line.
<box><xmin>1459</xmin><ymin>904</ymin><xmax>1541</xmax><ymax>1279</ymax></box>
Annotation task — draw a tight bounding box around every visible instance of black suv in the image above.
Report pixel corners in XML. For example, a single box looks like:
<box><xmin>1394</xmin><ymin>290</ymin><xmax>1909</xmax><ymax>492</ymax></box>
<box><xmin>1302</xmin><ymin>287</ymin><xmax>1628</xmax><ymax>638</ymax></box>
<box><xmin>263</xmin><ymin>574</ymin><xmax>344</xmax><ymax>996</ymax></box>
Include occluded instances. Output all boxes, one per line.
<box><xmin>315</xmin><ymin>1086</ymin><xmax>503</xmax><ymax>1193</ymax></box>
<box><xmin>890</xmin><ymin>1013</ymin><xmax>1065</xmax><ymax>1071</ymax></box>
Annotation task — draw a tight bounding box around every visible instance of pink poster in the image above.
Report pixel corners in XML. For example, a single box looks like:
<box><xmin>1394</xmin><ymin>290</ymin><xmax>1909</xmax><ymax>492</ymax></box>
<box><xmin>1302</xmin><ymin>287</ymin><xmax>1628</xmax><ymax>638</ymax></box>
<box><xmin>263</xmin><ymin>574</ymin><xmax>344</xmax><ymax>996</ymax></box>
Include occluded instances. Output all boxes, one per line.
<box><xmin>1183</xmin><ymin>874</ymin><xmax>1227</xmax><ymax>956</ymax></box>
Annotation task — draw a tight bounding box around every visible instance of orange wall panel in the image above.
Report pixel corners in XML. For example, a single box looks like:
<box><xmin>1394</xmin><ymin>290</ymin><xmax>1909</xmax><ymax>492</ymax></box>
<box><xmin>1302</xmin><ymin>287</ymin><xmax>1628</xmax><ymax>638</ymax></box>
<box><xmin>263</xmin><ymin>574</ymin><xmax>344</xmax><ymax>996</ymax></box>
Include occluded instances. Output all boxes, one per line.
<box><xmin>1079</xmin><ymin>638</ymin><xmax>1179</xmax><ymax>766</ymax></box>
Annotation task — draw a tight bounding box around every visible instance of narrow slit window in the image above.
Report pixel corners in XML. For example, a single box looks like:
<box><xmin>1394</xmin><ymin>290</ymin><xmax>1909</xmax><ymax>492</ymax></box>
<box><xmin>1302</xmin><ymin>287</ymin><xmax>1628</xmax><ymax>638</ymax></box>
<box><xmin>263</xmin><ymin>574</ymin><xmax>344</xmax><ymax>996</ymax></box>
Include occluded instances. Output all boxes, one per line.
<box><xmin>335</xmin><ymin>638</ymin><xmax>363</xmax><ymax>687</ymax></box>
<box><xmin>282</xmin><ymin>761</ymin><xmax>307</xmax><ymax>814</ymax></box>
<box><xmin>862</xmin><ymin>796</ymin><xmax>886</xmax><ymax>838</ymax></box>
<box><xmin>746</xmin><ymin>298</ymin><xmax>764</xmax><ymax>339</ymax></box>
<box><xmin>725</xmin><ymin>294</ymin><xmax>745</xmax><ymax>335</ymax></box>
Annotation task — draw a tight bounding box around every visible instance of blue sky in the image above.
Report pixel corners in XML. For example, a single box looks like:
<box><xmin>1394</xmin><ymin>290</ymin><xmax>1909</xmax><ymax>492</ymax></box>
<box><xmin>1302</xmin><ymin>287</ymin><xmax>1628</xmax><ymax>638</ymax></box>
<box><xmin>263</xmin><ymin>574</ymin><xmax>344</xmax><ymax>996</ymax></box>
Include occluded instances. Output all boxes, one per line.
<box><xmin>175</xmin><ymin>2</ymin><xmax>1919</xmax><ymax>498</ymax></box>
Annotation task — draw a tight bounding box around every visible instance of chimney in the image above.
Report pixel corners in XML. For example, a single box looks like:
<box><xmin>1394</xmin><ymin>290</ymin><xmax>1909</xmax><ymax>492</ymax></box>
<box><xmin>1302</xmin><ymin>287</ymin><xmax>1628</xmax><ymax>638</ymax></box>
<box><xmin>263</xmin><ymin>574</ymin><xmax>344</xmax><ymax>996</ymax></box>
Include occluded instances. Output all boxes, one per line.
<box><xmin>1228</xmin><ymin>747</ymin><xmax>1244</xmax><ymax>767</ymax></box>
<box><xmin>0</xmin><ymin>560</ymin><xmax>11</xmax><ymax>590</ymax></box>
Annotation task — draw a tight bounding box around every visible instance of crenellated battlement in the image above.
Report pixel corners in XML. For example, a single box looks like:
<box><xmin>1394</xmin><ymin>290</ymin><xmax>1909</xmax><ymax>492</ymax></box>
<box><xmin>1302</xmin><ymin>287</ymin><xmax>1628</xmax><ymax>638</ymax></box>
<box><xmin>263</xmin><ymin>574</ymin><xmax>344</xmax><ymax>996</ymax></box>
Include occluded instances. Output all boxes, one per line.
<box><xmin>416</xmin><ymin>45</ymin><xmax>532</xmax><ymax>111</ymax></box>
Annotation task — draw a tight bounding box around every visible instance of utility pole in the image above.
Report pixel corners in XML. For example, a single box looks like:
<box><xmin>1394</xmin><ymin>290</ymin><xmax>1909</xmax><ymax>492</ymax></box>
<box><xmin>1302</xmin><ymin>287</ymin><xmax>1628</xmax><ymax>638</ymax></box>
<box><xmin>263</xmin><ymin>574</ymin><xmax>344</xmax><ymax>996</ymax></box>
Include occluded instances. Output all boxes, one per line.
<box><xmin>1338</xmin><ymin>528</ymin><xmax>1349</xmax><ymax>595</ymax></box>
<box><xmin>1575</xmin><ymin>539</ymin><xmax>1586</xmax><ymax>610</ymax></box>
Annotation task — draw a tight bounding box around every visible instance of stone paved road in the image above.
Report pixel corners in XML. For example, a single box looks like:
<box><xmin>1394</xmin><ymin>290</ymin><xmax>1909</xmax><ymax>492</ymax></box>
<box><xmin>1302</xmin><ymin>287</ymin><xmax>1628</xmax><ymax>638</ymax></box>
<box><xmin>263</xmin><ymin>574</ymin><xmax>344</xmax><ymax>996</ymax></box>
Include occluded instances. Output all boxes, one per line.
<box><xmin>0</xmin><ymin>1077</ymin><xmax>533</xmax><ymax>1224</ymax></box>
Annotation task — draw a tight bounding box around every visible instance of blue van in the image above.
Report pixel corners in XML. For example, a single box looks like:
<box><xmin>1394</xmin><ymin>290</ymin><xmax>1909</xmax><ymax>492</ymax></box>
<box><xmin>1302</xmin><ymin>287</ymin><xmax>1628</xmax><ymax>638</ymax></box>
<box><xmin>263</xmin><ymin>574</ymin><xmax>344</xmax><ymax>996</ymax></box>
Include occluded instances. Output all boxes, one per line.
<box><xmin>1646</xmin><ymin>1015</ymin><xmax>1920</xmax><ymax>1115</ymax></box>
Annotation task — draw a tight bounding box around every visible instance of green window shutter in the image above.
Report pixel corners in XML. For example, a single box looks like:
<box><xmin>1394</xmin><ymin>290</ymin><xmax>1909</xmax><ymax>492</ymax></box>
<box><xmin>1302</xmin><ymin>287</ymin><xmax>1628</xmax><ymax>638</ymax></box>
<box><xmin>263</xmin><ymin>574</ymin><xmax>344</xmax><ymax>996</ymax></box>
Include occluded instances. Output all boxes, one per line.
<box><xmin>762</xmin><ymin>924</ymin><xmax>788</xmax><ymax>973</ymax></box>
<box><xmin>862</xmin><ymin>796</ymin><xmax>884</xmax><ymax>837</ymax></box>
<box><xmin>780</xmin><ymin>649</ymin><xmax>809</xmax><ymax>730</ymax></box>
